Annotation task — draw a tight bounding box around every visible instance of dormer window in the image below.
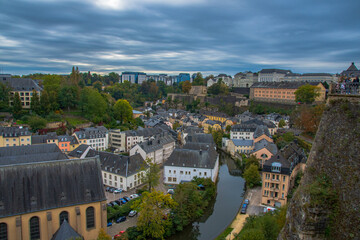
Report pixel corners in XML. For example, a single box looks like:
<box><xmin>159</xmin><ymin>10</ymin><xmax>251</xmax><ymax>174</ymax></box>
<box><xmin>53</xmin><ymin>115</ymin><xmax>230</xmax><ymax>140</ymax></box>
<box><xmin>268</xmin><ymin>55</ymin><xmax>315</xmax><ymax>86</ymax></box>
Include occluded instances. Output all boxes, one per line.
<box><xmin>271</xmin><ymin>162</ymin><xmax>281</xmax><ymax>173</ymax></box>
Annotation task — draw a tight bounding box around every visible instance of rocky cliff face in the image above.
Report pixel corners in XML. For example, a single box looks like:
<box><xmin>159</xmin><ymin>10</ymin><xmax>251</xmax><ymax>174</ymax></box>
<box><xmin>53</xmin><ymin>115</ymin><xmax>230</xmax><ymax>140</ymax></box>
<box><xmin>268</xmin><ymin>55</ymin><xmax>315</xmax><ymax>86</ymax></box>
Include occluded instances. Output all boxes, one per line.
<box><xmin>279</xmin><ymin>98</ymin><xmax>360</xmax><ymax>240</ymax></box>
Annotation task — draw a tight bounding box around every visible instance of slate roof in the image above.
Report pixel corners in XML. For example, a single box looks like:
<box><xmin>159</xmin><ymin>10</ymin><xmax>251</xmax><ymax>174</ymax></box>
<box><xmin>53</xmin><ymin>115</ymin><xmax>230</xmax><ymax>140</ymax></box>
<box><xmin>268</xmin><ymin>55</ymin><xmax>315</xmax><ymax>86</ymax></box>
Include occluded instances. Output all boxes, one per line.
<box><xmin>75</xmin><ymin>126</ymin><xmax>108</xmax><ymax>139</ymax></box>
<box><xmin>347</xmin><ymin>62</ymin><xmax>358</xmax><ymax>71</ymax></box>
<box><xmin>243</xmin><ymin>118</ymin><xmax>277</xmax><ymax>129</ymax></box>
<box><xmin>137</xmin><ymin>133</ymin><xmax>175</xmax><ymax>154</ymax></box>
<box><xmin>199</xmin><ymin>110</ymin><xmax>229</xmax><ymax>118</ymax></box>
<box><xmin>262</xmin><ymin>141</ymin><xmax>305</xmax><ymax>175</ymax></box>
<box><xmin>165</xmin><ymin>143</ymin><xmax>218</xmax><ymax>169</ymax></box>
<box><xmin>69</xmin><ymin>145</ymin><xmax>147</xmax><ymax>177</ymax></box>
<box><xmin>232</xmin><ymin>139</ymin><xmax>254</xmax><ymax>147</ymax></box>
<box><xmin>0</xmin><ymin>126</ymin><xmax>31</xmax><ymax>137</ymax></box>
<box><xmin>0</xmin><ymin>144</ymin><xmax>68</xmax><ymax>166</ymax></box>
<box><xmin>251</xmin><ymin>81</ymin><xmax>320</xmax><ymax>89</ymax></box>
<box><xmin>259</xmin><ymin>69</ymin><xmax>292</xmax><ymax>74</ymax></box>
<box><xmin>253</xmin><ymin>139</ymin><xmax>278</xmax><ymax>155</ymax></box>
<box><xmin>58</xmin><ymin>135</ymin><xmax>78</xmax><ymax>144</ymax></box>
<box><xmin>341</xmin><ymin>62</ymin><xmax>360</xmax><ymax>77</ymax></box>
<box><xmin>124</xmin><ymin>126</ymin><xmax>164</xmax><ymax>138</ymax></box>
<box><xmin>185</xmin><ymin>133</ymin><xmax>215</xmax><ymax>145</ymax></box>
<box><xmin>31</xmin><ymin>135</ymin><xmax>48</xmax><ymax>144</ymax></box>
<box><xmin>2</xmin><ymin>78</ymin><xmax>43</xmax><ymax>92</ymax></box>
<box><xmin>231</xmin><ymin>124</ymin><xmax>257</xmax><ymax>132</ymax></box>
<box><xmin>51</xmin><ymin>220</ymin><xmax>83</xmax><ymax>240</ymax></box>
<box><xmin>204</xmin><ymin>120</ymin><xmax>222</xmax><ymax>125</ymax></box>
<box><xmin>254</xmin><ymin>125</ymin><xmax>271</xmax><ymax>139</ymax></box>
<box><xmin>0</xmin><ymin>149</ymin><xmax>105</xmax><ymax>218</ymax></box>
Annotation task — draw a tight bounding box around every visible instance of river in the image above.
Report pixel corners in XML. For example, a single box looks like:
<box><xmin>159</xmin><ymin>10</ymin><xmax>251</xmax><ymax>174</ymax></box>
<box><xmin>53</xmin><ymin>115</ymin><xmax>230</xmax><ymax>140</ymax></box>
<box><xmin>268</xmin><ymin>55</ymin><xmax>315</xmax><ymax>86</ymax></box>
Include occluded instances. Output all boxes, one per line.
<box><xmin>169</xmin><ymin>154</ymin><xmax>245</xmax><ymax>240</ymax></box>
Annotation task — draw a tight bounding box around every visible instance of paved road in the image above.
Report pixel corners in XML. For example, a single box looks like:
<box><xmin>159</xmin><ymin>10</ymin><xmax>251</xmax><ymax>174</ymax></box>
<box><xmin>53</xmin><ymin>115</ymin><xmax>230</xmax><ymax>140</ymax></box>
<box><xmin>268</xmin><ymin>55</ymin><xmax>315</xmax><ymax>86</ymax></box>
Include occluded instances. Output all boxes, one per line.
<box><xmin>107</xmin><ymin>215</ymin><xmax>138</xmax><ymax>237</ymax></box>
<box><xmin>244</xmin><ymin>186</ymin><xmax>263</xmax><ymax>215</ymax></box>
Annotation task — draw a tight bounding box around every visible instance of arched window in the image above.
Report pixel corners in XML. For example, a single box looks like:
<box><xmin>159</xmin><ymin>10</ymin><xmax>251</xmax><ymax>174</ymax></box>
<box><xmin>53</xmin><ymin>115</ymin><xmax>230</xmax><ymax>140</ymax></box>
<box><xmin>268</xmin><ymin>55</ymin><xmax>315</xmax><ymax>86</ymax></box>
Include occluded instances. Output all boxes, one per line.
<box><xmin>29</xmin><ymin>217</ymin><xmax>40</xmax><ymax>240</ymax></box>
<box><xmin>0</xmin><ymin>223</ymin><xmax>7</xmax><ymax>240</ymax></box>
<box><xmin>59</xmin><ymin>211</ymin><xmax>69</xmax><ymax>225</ymax></box>
<box><xmin>86</xmin><ymin>207</ymin><xmax>95</xmax><ymax>229</ymax></box>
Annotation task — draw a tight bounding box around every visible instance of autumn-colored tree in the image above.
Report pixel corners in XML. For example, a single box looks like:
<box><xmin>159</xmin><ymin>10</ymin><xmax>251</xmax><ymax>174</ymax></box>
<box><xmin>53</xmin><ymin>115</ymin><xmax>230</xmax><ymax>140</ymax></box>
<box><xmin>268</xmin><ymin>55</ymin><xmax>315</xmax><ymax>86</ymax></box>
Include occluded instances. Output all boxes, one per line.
<box><xmin>294</xmin><ymin>84</ymin><xmax>320</xmax><ymax>104</ymax></box>
<box><xmin>132</xmin><ymin>191</ymin><xmax>177</xmax><ymax>240</ymax></box>
<box><xmin>97</xmin><ymin>228</ymin><xmax>111</xmax><ymax>240</ymax></box>
<box><xmin>293</xmin><ymin>104</ymin><xmax>324</xmax><ymax>135</ymax></box>
<box><xmin>182</xmin><ymin>80</ymin><xmax>192</xmax><ymax>93</ymax></box>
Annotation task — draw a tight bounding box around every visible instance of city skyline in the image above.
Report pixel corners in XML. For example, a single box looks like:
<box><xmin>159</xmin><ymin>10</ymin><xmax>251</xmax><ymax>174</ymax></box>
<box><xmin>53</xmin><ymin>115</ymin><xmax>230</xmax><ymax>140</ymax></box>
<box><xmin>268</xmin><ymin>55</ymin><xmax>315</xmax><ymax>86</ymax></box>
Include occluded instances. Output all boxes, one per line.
<box><xmin>1</xmin><ymin>0</ymin><xmax>359</xmax><ymax>75</ymax></box>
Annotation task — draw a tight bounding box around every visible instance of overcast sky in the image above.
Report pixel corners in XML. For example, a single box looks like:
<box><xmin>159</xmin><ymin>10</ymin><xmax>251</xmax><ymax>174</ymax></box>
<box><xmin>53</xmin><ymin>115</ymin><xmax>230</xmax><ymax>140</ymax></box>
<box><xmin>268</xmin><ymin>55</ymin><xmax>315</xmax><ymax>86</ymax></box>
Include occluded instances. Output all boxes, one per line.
<box><xmin>1</xmin><ymin>0</ymin><xmax>359</xmax><ymax>76</ymax></box>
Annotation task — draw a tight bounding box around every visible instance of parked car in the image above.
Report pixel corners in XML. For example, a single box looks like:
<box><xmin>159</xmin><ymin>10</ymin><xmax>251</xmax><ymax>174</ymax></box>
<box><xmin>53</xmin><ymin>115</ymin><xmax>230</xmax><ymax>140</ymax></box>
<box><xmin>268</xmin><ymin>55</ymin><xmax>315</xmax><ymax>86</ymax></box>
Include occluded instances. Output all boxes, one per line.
<box><xmin>119</xmin><ymin>198</ymin><xmax>127</xmax><ymax>204</ymax></box>
<box><xmin>116</xmin><ymin>216</ymin><xmax>126</xmax><ymax>223</ymax></box>
<box><xmin>114</xmin><ymin>231</ymin><xmax>125</xmax><ymax>239</ymax></box>
<box><xmin>106</xmin><ymin>203</ymin><xmax>112</xmax><ymax>207</ymax></box>
<box><xmin>123</xmin><ymin>196</ymin><xmax>131</xmax><ymax>202</ymax></box>
<box><xmin>115</xmin><ymin>200</ymin><xmax>122</xmax><ymax>205</ymax></box>
<box><xmin>107</xmin><ymin>222</ymin><xmax>112</xmax><ymax>227</ymax></box>
<box><xmin>128</xmin><ymin>210</ymin><xmax>137</xmax><ymax>217</ymax></box>
<box><xmin>244</xmin><ymin>199</ymin><xmax>250</xmax><ymax>205</ymax></box>
<box><xmin>241</xmin><ymin>203</ymin><xmax>247</xmax><ymax>214</ymax></box>
<box><xmin>110</xmin><ymin>201</ymin><xmax>118</xmax><ymax>206</ymax></box>
<box><xmin>114</xmin><ymin>188</ymin><xmax>123</xmax><ymax>194</ymax></box>
<box><xmin>167</xmin><ymin>189</ymin><xmax>175</xmax><ymax>194</ymax></box>
<box><xmin>105</xmin><ymin>187</ymin><xmax>111</xmax><ymax>192</ymax></box>
<box><xmin>109</xmin><ymin>187</ymin><xmax>116</xmax><ymax>193</ymax></box>
<box><xmin>130</xmin><ymin>194</ymin><xmax>139</xmax><ymax>199</ymax></box>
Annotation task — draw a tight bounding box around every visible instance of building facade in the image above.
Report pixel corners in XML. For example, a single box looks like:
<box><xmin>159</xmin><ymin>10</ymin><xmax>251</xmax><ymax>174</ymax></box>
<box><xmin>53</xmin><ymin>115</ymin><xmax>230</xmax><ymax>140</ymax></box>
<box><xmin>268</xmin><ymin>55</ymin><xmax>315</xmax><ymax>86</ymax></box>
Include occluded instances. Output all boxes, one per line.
<box><xmin>0</xmin><ymin>144</ymin><xmax>107</xmax><ymax>240</ymax></box>
<box><xmin>73</xmin><ymin>126</ymin><xmax>108</xmax><ymax>151</ymax></box>
<box><xmin>250</xmin><ymin>82</ymin><xmax>326</xmax><ymax>104</ymax></box>
<box><xmin>261</xmin><ymin>142</ymin><xmax>306</xmax><ymax>207</ymax></box>
<box><xmin>258</xmin><ymin>69</ymin><xmax>292</xmax><ymax>82</ymax></box>
<box><xmin>0</xmin><ymin>126</ymin><xmax>31</xmax><ymax>147</ymax></box>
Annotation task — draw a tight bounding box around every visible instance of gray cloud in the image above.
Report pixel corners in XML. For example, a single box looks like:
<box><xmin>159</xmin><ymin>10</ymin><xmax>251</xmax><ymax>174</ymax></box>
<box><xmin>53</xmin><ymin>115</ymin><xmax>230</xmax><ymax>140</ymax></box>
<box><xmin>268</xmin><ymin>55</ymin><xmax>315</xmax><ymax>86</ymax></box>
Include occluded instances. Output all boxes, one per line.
<box><xmin>1</xmin><ymin>0</ymin><xmax>360</xmax><ymax>75</ymax></box>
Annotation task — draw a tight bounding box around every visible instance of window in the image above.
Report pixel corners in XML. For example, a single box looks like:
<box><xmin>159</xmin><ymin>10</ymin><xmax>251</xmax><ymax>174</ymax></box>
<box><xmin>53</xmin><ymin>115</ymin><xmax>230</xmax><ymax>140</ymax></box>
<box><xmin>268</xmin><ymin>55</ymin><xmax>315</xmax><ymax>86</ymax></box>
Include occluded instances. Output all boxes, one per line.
<box><xmin>130</xmin><ymin>183</ymin><xmax>132</xmax><ymax>188</ymax></box>
<box><xmin>104</xmin><ymin>173</ymin><xmax>106</xmax><ymax>178</ymax></box>
<box><xmin>282</xmin><ymin>184</ymin><xmax>285</xmax><ymax>190</ymax></box>
<box><xmin>29</xmin><ymin>216</ymin><xmax>40</xmax><ymax>240</ymax></box>
<box><xmin>109</xmin><ymin>175</ymin><xmax>112</xmax><ymax>179</ymax></box>
<box><xmin>115</xmin><ymin>176</ymin><xmax>117</xmax><ymax>181</ymax></box>
<box><xmin>168</xmin><ymin>177</ymin><xmax>172</xmax><ymax>182</ymax></box>
<box><xmin>282</xmin><ymin>193</ymin><xmax>284</xmax><ymax>198</ymax></box>
<box><xmin>173</xmin><ymin>177</ymin><xmax>177</xmax><ymax>182</ymax></box>
<box><xmin>59</xmin><ymin>211</ymin><xmax>69</xmax><ymax>225</ymax></box>
<box><xmin>180</xmin><ymin>171</ymin><xmax>183</xmax><ymax>174</ymax></box>
<box><xmin>86</xmin><ymin>207</ymin><xmax>95</xmax><ymax>229</ymax></box>
<box><xmin>0</xmin><ymin>223</ymin><xmax>7</xmax><ymax>240</ymax></box>
<box><xmin>204</xmin><ymin>172</ymin><xmax>207</xmax><ymax>176</ymax></box>
<box><xmin>283</xmin><ymin>176</ymin><xmax>286</xmax><ymax>182</ymax></box>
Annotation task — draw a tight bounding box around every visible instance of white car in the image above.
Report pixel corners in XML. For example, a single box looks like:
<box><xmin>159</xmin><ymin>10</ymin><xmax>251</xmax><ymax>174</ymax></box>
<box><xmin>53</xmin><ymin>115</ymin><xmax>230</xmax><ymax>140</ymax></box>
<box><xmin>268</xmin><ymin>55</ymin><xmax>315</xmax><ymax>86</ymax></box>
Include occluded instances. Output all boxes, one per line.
<box><xmin>130</xmin><ymin>194</ymin><xmax>139</xmax><ymax>199</ymax></box>
<box><xmin>128</xmin><ymin>210</ymin><xmax>137</xmax><ymax>217</ymax></box>
<box><xmin>113</xmin><ymin>188</ymin><xmax>123</xmax><ymax>194</ymax></box>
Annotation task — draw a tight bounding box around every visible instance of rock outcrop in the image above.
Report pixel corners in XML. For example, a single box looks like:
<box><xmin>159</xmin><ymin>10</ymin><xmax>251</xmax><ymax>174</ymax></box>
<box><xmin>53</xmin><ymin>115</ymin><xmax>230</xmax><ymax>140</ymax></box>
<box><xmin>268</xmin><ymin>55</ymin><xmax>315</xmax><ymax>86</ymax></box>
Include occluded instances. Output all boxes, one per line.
<box><xmin>279</xmin><ymin>97</ymin><xmax>360</xmax><ymax>240</ymax></box>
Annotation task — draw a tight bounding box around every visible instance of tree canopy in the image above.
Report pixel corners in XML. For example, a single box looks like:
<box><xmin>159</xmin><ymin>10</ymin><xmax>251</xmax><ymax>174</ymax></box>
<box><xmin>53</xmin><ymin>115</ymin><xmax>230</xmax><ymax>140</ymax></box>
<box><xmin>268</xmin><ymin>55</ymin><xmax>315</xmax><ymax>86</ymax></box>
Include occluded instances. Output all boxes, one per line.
<box><xmin>113</xmin><ymin>99</ymin><xmax>133</xmax><ymax>124</ymax></box>
<box><xmin>141</xmin><ymin>157</ymin><xmax>160</xmax><ymax>192</ymax></box>
<box><xmin>132</xmin><ymin>190</ymin><xmax>177</xmax><ymax>240</ymax></box>
<box><xmin>294</xmin><ymin>84</ymin><xmax>320</xmax><ymax>104</ymax></box>
<box><xmin>182</xmin><ymin>80</ymin><xmax>192</xmax><ymax>93</ymax></box>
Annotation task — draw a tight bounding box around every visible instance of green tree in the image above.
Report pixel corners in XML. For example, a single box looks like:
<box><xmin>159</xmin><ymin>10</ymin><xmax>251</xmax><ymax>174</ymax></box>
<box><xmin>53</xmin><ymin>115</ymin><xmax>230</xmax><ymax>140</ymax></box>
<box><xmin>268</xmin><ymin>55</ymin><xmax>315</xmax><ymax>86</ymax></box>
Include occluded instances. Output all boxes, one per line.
<box><xmin>192</xmin><ymin>72</ymin><xmax>204</xmax><ymax>86</ymax></box>
<box><xmin>28</xmin><ymin>115</ymin><xmax>47</xmax><ymax>132</ymax></box>
<box><xmin>244</xmin><ymin>155</ymin><xmax>260</xmax><ymax>170</ymax></box>
<box><xmin>211</xmin><ymin>129</ymin><xmax>223</xmax><ymax>148</ymax></box>
<box><xmin>225</xmin><ymin>125</ymin><xmax>231</xmax><ymax>133</ymax></box>
<box><xmin>79</xmin><ymin>87</ymin><xmax>107</xmax><ymax>121</ymax></box>
<box><xmin>59</xmin><ymin>86</ymin><xmax>79</xmax><ymax>110</ymax></box>
<box><xmin>30</xmin><ymin>90</ymin><xmax>41</xmax><ymax>115</ymax></box>
<box><xmin>238</xmin><ymin>228</ymin><xmax>265</xmax><ymax>240</ymax></box>
<box><xmin>133</xmin><ymin>117</ymin><xmax>144</xmax><ymax>128</ymax></box>
<box><xmin>172</xmin><ymin>182</ymin><xmax>203</xmax><ymax>231</ymax></box>
<box><xmin>243</xmin><ymin>164</ymin><xmax>261</xmax><ymax>188</ymax></box>
<box><xmin>12</xmin><ymin>92</ymin><xmax>22</xmax><ymax>118</ymax></box>
<box><xmin>141</xmin><ymin>157</ymin><xmax>160</xmax><ymax>192</ymax></box>
<box><xmin>0</xmin><ymin>82</ymin><xmax>11</xmax><ymax>111</ymax></box>
<box><xmin>182</xmin><ymin>80</ymin><xmax>192</xmax><ymax>93</ymax></box>
<box><xmin>278</xmin><ymin>119</ymin><xmax>286</xmax><ymax>128</ymax></box>
<box><xmin>132</xmin><ymin>191</ymin><xmax>177</xmax><ymax>240</ymax></box>
<box><xmin>69</xmin><ymin>66</ymin><xmax>81</xmax><ymax>87</ymax></box>
<box><xmin>172</xmin><ymin>121</ymin><xmax>181</xmax><ymax>131</ymax></box>
<box><xmin>113</xmin><ymin>99</ymin><xmax>133</xmax><ymax>124</ymax></box>
<box><xmin>93</xmin><ymin>81</ymin><xmax>103</xmax><ymax>92</ymax></box>
<box><xmin>40</xmin><ymin>90</ymin><xmax>51</xmax><ymax>116</ymax></box>
<box><xmin>294</xmin><ymin>84</ymin><xmax>320</xmax><ymax>104</ymax></box>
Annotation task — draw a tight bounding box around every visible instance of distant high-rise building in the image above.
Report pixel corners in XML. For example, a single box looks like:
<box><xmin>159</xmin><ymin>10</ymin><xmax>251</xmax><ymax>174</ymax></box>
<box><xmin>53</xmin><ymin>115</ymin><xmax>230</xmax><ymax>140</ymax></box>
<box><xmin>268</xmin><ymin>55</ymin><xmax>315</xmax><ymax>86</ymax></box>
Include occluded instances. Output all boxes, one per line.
<box><xmin>121</xmin><ymin>72</ymin><xmax>146</xmax><ymax>84</ymax></box>
<box><xmin>177</xmin><ymin>73</ymin><xmax>190</xmax><ymax>83</ymax></box>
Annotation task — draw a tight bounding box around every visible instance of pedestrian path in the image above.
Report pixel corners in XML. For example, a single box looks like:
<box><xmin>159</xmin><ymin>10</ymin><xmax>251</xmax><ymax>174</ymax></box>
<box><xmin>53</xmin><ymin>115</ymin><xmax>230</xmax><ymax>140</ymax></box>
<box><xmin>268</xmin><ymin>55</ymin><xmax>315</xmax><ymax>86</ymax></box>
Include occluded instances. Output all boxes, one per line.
<box><xmin>225</xmin><ymin>213</ymin><xmax>248</xmax><ymax>239</ymax></box>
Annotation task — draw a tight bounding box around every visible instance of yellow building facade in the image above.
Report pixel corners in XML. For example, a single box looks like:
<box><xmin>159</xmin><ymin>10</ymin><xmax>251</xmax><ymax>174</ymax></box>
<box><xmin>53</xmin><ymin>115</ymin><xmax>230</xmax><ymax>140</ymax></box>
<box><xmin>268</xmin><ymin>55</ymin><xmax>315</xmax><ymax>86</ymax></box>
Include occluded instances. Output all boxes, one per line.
<box><xmin>0</xmin><ymin>127</ymin><xmax>31</xmax><ymax>147</ymax></box>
